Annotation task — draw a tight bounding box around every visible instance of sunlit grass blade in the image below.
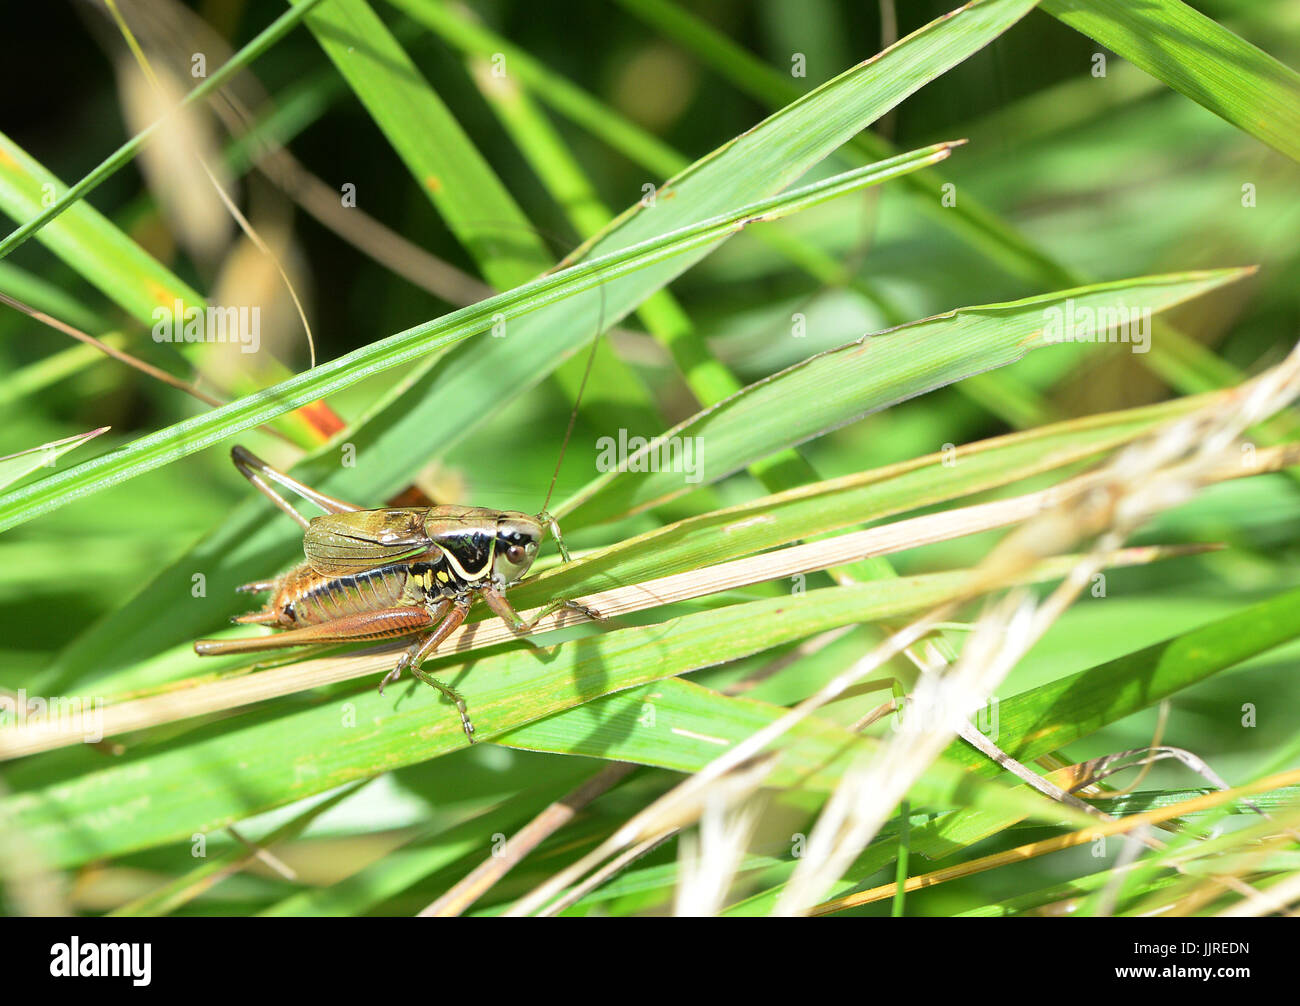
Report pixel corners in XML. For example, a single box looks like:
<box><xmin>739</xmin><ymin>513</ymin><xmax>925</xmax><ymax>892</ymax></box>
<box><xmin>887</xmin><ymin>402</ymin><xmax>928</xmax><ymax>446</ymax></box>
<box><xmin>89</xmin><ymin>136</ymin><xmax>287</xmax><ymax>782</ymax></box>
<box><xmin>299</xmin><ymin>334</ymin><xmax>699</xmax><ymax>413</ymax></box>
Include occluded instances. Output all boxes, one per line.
<box><xmin>0</xmin><ymin>0</ymin><xmax>327</xmax><ymax>261</ymax></box>
<box><xmin>1043</xmin><ymin>0</ymin><xmax>1300</xmax><ymax>162</ymax></box>
<box><xmin>1</xmin><ymin>561</ymin><xmax>1091</xmax><ymax>870</ymax></box>
<box><xmin>559</xmin><ymin>267</ymin><xmax>1254</xmax><ymax>527</ymax></box>
<box><xmin>0</xmin><ymin>144</ymin><xmax>952</xmax><ymax>535</ymax></box>
<box><xmin>0</xmin><ymin>427</ymin><xmax>109</xmax><ymax>491</ymax></box>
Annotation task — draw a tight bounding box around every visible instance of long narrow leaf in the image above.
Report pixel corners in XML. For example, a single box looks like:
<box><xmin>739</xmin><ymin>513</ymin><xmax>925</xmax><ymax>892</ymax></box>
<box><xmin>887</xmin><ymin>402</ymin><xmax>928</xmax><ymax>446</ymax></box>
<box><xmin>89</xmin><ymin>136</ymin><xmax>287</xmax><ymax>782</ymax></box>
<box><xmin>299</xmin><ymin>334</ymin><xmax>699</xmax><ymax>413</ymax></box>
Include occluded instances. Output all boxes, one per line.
<box><xmin>559</xmin><ymin>267</ymin><xmax>1252</xmax><ymax>526</ymax></box>
<box><xmin>0</xmin><ymin>145</ymin><xmax>951</xmax><ymax>535</ymax></box>
<box><xmin>1043</xmin><ymin>0</ymin><xmax>1300</xmax><ymax>162</ymax></box>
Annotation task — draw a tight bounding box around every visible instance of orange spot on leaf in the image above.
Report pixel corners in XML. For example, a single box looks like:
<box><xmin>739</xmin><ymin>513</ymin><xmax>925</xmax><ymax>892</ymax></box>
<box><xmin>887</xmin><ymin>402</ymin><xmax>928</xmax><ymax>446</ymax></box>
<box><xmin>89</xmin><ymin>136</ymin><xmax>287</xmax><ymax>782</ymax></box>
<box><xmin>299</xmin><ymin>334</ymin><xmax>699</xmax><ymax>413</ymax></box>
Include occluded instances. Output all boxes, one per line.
<box><xmin>147</xmin><ymin>281</ymin><xmax>177</xmax><ymax>308</ymax></box>
<box><xmin>297</xmin><ymin>401</ymin><xmax>347</xmax><ymax>440</ymax></box>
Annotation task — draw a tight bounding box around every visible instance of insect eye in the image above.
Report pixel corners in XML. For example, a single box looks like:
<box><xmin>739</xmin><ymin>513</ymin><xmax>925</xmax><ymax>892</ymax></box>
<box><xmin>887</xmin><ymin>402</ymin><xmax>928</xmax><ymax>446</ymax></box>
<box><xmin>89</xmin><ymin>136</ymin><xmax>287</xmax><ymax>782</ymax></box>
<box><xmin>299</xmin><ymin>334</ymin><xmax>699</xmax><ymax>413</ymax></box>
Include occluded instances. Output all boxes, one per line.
<box><xmin>505</xmin><ymin>544</ymin><xmax>527</xmax><ymax>564</ymax></box>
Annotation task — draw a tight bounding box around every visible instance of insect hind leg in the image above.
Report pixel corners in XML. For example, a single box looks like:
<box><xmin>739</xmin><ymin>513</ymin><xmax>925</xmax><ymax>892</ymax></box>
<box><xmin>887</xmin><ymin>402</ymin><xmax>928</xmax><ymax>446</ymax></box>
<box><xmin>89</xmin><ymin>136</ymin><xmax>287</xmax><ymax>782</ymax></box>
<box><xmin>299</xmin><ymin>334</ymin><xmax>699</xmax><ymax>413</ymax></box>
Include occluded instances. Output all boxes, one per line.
<box><xmin>230</xmin><ymin>446</ymin><xmax>364</xmax><ymax>529</ymax></box>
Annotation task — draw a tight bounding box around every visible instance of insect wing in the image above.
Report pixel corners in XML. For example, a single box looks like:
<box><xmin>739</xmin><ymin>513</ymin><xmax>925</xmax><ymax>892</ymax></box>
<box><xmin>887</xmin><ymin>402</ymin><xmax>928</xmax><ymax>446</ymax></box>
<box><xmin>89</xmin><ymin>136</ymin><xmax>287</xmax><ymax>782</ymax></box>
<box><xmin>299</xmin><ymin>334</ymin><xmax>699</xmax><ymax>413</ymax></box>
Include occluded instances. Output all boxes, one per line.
<box><xmin>303</xmin><ymin>507</ymin><xmax>432</xmax><ymax>576</ymax></box>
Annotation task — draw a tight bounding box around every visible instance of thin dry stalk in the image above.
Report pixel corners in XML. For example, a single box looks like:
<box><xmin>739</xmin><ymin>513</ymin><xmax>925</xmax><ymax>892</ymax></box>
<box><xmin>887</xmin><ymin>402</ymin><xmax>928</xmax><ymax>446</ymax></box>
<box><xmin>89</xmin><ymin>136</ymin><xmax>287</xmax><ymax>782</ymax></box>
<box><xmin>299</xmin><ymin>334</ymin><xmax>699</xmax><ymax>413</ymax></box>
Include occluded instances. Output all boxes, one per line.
<box><xmin>809</xmin><ymin>767</ymin><xmax>1300</xmax><ymax>915</ymax></box>
<box><xmin>0</xmin><ymin>483</ymin><xmax>1208</xmax><ymax>760</ymax></box>
<box><xmin>776</xmin><ymin>342</ymin><xmax>1300</xmax><ymax>913</ymax></box>
<box><xmin>419</xmin><ymin>763</ymin><xmax>636</xmax><ymax>917</ymax></box>
<box><xmin>507</xmin><ymin>346</ymin><xmax>1300</xmax><ymax>916</ymax></box>
<box><xmin>0</xmin><ymin>292</ymin><xmax>222</xmax><ymax>407</ymax></box>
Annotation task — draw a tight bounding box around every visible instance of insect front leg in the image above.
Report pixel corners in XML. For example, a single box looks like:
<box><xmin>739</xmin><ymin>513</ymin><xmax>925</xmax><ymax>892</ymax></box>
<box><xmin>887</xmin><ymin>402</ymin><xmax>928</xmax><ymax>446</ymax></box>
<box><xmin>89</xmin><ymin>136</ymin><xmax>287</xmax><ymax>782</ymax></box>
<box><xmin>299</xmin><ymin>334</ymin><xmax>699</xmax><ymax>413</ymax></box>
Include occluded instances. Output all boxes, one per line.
<box><xmin>527</xmin><ymin>514</ymin><xmax>604</xmax><ymax>622</ymax></box>
<box><xmin>380</xmin><ymin>597</ymin><xmax>476</xmax><ymax>742</ymax></box>
<box><xmin>536</xmin><ymin>511</ymin><xmax>574</xmax><ymax>563</ymax></box>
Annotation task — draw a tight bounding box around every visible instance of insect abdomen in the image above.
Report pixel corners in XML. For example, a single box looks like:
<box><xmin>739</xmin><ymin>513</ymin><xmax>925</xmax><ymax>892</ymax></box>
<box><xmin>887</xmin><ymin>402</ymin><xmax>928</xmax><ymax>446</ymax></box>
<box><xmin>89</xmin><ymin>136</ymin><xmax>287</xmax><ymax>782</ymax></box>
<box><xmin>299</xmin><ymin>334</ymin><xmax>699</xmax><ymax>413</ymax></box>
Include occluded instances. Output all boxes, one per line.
<box><xmin>261</xmin><ymin>559</ymin><xmax>474</xmax><ymax>628</ymax></box>
<box><xmin>283</xmin><ymin>564</ymin><xmax>411</xmax><ymax>625</ymax></box>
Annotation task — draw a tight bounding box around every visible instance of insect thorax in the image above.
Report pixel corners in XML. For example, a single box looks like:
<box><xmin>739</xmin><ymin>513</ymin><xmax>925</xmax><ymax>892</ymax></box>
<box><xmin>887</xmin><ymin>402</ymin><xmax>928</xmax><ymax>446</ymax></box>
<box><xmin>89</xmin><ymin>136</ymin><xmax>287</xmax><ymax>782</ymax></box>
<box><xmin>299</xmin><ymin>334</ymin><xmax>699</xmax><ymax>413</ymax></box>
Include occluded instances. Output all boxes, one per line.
<box><xmin>405</xmin><ymin>557</ymin><xmax>481</xmax><ymax>600</ymax></box>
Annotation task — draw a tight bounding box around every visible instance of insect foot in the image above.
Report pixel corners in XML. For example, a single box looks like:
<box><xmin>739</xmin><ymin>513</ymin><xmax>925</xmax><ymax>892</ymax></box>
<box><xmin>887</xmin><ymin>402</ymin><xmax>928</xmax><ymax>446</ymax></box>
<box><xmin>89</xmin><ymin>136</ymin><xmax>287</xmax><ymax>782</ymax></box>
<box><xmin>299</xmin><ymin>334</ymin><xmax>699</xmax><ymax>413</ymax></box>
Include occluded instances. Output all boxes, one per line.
<box><xmin>376</xmin><ymin>657</ymin><xmax>476</xmax><ymax>742</ymax></box>
<box><xmin>410</xmin><ymin>665</ymin><xmax>475</xmax><ymax>743</ymax></box>
<box><xmin>377</xmin><ymin>663</ymin><xmax>403</xmax><ymax>695</ymax></box>
<box><xmin>565</xmin><ymin>599</ymin><xmax>606</xmax><ymax>622</ymax></box>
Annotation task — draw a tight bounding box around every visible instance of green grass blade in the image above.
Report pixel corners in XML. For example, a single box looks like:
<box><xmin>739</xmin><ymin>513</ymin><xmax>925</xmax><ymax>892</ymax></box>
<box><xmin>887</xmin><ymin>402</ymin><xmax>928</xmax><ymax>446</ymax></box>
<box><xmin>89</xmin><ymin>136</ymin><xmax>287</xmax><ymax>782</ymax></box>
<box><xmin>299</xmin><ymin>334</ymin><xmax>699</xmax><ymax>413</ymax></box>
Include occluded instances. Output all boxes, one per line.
<box><xmin>1043</xmin><ymin>0</ymin><xmax>1300</xmax><ymax>162</ymax></box>
<box><xmin>0</xmin><ymin>0</ymin><xmax>327</xmax><ymax>262</ymax></box>
<box><xmin>0</xmin><ymin>428</ymin><xmax>109</xmax><ymax>491</ymax></box>
<box><xmin>295</xmin><ymin>0</ymin><xmax>550</xmax><ymax>288</ymax></box>
<box><xmin>559</xmin><ymin>267</ymin><xmax>1252</xmax><ymax>527</ymax></box>
<box><xmin>0</xmin><ymin>145</ymin><xmax>949</xmax><ymax>536</ymax></box>
<box><xmin>956</xmin><ymin>584</ymin><xmax>1300</xmax><ymax>778</ymax></box>
<box><xmin>0</xmin><ymin>567</ymin><xmax>1077</xmax><ymax>870</ymax></box>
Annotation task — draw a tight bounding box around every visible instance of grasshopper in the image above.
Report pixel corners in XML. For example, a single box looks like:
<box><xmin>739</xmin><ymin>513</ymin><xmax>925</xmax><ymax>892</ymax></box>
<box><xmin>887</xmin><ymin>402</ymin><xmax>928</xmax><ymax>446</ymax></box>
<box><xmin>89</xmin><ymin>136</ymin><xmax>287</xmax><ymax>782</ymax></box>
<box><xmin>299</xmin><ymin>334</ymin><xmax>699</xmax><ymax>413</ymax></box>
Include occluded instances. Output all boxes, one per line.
<box><xmin>193</xmin><ymin>445</ymin><xmax>601</xmax><ymax>742</ymax></box>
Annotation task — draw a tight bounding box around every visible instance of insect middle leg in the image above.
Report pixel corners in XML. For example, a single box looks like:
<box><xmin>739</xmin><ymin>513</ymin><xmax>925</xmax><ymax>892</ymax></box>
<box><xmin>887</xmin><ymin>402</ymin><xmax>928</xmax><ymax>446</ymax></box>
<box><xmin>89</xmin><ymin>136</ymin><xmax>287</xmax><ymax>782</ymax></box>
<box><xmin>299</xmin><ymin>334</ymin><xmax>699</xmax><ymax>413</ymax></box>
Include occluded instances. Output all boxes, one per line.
<box><xmin>479</xmin><ymin>585</ymin><xmax>603</xmax><ymax>636</ymax></box>
<box><xmin>379</xmin><ymin>597</ymin><xmax>475</xmax><ymax>740</ymax></box>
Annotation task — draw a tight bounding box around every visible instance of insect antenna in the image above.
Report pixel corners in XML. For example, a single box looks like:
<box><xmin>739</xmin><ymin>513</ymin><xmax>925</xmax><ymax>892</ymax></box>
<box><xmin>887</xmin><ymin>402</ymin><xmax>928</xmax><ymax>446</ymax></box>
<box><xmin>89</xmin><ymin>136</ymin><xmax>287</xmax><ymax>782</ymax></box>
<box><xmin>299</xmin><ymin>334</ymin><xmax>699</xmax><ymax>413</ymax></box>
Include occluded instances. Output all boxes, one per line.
<box><xmin>537</xmin><ymin>267</ymin><xmax>607</xmax><ymax>563</ymax></box>
<box><xmin>457</xmin><ymin>217</ymin><xmax>609</xmax><ymax>562</ymax></box>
